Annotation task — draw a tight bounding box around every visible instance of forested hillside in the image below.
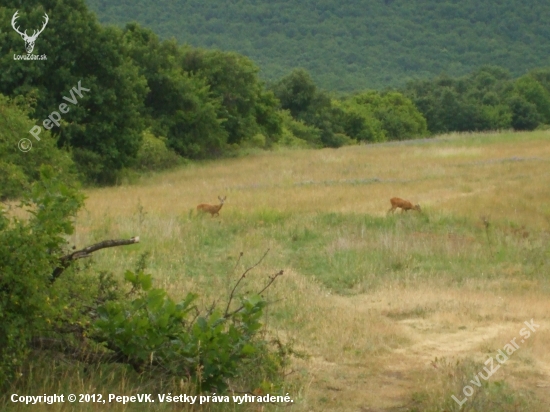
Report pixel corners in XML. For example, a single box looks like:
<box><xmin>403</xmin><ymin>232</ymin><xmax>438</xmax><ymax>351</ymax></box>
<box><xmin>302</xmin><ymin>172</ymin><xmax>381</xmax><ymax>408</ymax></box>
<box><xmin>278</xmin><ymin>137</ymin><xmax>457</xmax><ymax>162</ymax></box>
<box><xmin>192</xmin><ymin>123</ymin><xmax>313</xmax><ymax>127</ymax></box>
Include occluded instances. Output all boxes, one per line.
<box><xmin>85</xmin><ymin>0</ymin><xmax>550</xmax><ymax>91</ymax></box>
<box><xmin>3</xmin><ymin>0</ymin><xmax>550</xmax><ymax>194</ymax></box>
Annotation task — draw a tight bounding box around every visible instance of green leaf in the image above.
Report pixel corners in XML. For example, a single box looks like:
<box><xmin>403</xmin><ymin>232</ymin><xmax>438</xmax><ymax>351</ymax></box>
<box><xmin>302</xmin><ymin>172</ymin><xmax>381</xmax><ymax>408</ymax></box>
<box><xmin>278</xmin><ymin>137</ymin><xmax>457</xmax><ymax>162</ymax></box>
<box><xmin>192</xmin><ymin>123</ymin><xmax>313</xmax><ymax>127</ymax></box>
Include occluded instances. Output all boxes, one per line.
<box><xmin>241</xmin><ymin>344</ymin><xmax>256</xmax><ymax>355</ymax></box>
<box><xmin>124</xmin><ymin>270</ymin><xmax>137</xmax><ymax>283</ymax></box>
<box><xmin>138</xmin><ymin>273</ymin><xmax>153</xmax><ymax>291</ymax></box>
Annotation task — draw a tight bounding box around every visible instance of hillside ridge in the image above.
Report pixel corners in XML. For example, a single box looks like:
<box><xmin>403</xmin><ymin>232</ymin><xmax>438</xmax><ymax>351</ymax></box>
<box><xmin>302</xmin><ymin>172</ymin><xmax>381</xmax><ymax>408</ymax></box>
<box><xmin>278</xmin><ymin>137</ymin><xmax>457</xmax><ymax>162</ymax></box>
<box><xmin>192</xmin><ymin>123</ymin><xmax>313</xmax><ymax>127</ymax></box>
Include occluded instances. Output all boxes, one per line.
<box><xmin>85</xmin><ymin>0</ymin><xmax>550</xmax><ymax>91</ymax></box>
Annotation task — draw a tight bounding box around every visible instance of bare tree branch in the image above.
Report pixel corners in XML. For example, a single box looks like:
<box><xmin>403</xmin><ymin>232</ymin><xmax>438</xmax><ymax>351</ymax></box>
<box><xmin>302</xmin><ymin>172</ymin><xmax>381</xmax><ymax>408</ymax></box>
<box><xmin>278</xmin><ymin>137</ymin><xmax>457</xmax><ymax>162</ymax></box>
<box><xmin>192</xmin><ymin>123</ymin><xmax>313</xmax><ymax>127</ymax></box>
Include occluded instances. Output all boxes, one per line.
<box><xmin>51</xmin><ymin>236</ymin><xmax>140</xmax><ymax>281</ymax></box>
<box><xmin>225</xmin><ymin>270</ymin><xmax>284</xmax><ymax>319</ymax></box>
<box><xmin>224</xmin><ymin>249</ymin><xmax>270</xmax><ymax>317</ymax></box>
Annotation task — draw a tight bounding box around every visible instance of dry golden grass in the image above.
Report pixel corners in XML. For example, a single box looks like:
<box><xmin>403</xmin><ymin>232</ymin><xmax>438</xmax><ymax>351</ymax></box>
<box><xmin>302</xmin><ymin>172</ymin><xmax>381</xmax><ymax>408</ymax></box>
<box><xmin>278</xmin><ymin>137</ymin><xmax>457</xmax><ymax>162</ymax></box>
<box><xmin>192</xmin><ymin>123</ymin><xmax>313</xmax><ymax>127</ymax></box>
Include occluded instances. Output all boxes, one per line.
<box><xmin>82</xmin><ymin>130</ymin><xmax>550</xmax><ymax>226</ymax></box>
<box><xmin>12</xmin><ymin>130</ymin><xmax>549</xmax><ymax>411</ymax></box>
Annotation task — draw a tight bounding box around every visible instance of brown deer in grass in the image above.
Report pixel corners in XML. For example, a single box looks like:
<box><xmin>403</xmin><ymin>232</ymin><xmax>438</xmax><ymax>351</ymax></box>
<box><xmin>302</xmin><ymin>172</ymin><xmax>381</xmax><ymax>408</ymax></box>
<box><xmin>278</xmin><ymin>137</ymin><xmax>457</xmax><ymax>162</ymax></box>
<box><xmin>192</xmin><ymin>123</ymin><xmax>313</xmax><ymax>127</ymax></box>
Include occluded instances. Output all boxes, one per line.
<box><xmin>197</xmin><ymin>196</ymin><xmax>226</xmax><ymax>217</ymax></box>
<box><xmin>387</xmin><ymin>197</ymin><xmax>421</xmax><ymax>214</ymax></box>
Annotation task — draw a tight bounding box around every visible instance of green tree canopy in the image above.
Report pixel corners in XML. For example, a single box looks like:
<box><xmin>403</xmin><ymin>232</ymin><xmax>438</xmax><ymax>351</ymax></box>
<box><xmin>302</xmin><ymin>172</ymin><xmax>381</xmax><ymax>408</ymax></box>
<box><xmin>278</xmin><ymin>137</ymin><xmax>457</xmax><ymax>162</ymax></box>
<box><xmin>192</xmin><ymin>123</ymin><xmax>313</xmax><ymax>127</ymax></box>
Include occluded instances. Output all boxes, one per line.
<box><xmin>85</xmin><ymin>0</ymin><xmax>550</xmax><ymax>91</ymax></box>
<box><xmin>1</xmin><ymin>1</ymin><xmax>149</xmax><ymax>183</ymax></box>
<box><xmin>0</xmin><ymin>94</ymin><xmax>75</xmax><ymax>200</ymax></box>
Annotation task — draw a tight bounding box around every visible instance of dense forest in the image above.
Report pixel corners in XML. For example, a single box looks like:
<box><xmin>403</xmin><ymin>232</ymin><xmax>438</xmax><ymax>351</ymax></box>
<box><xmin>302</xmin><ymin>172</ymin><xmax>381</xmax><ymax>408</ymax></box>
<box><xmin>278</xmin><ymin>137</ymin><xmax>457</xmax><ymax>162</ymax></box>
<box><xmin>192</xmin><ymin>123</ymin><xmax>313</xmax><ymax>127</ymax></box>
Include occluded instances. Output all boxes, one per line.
<box><xmin>3</xmin><ymin>0</ymin><xmax>550</xmax><ymax>195</ymax></box>
<box><xmin>85</xmin><ymin>0</ymin><xmax>550</xmax><ymax>91</ymax></box>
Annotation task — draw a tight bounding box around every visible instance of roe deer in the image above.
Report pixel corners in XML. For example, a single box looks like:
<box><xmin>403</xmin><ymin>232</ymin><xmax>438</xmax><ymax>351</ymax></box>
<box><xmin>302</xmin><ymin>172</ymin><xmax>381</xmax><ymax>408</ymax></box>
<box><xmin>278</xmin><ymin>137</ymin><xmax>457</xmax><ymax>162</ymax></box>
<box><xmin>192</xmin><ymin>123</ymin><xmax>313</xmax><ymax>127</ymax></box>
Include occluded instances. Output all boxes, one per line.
<box><xmin>197</xmin><ymin>196</ymin><xmax>226</xmax><ymax>217</ymax></box>
<box><xmin>388</xmin><ymin>197</ymin><xmax>421</xmax><ymax>214</ymax></box>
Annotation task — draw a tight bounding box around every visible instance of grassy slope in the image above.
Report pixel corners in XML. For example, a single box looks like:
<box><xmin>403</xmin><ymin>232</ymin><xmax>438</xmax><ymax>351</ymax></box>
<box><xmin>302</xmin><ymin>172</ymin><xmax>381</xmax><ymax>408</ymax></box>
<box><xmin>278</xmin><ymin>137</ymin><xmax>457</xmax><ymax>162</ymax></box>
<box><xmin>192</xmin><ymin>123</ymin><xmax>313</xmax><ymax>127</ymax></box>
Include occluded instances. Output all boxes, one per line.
<box><xmin>84</xmin><ymin>0</ymin><xmax>550</xmax><ymax>91</ymax></box>
<box><xmin>5</xmin><ymin>130</ymin><xmax>550</xmax><ymax>411</ymax></box>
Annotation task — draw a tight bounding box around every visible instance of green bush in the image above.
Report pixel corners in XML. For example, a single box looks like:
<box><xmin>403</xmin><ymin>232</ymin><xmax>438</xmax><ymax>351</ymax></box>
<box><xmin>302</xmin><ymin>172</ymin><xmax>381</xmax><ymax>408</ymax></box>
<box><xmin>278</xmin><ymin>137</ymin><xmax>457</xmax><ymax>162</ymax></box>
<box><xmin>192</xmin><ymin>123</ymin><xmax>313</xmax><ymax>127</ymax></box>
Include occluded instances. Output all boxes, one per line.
<box><xmin>337</xmin><ymin>91</ymin><xmax>427</xmax><ymax>141</ymax></box>
<box><xmin>513</xmin><ymin>75</ymin><xmax>550</xmax><ymax>124</ymax></box>
<box><xmin>334</xmin><ymin>99</ymin><xmax>385</xmax><ymax>142</ymax></box>
<box><xmin>0</xmin><ymin>166</ymin><xmax>84</xmax><ymax>384</ymax></box>
<box><xmin>279</xmin><ymin>110</ymin><xmax>322</xmax><ymax>147</ymax></box>
<box><xmin>320</xmin><ymin>131</ymin><xmax>356</xmax><ymax>148</ymax></box>
<box><xmin>134</xmin><ymin>131</ymin><xmax>183</xmax><ymax>171</ymax></box>
<box><xmin>93</xmin><ymin>269</ymin><xmax>280</xmax><ymax>391</ymax></box>
<box><xmin>0</xmin><ymin>94</ymin><xmax>76</xmax><ymax>200</ymax></box>
<box><xmin>508</xmin><ymin>95</ymin><xmax>541</xmax><ymax>131</ymax></box>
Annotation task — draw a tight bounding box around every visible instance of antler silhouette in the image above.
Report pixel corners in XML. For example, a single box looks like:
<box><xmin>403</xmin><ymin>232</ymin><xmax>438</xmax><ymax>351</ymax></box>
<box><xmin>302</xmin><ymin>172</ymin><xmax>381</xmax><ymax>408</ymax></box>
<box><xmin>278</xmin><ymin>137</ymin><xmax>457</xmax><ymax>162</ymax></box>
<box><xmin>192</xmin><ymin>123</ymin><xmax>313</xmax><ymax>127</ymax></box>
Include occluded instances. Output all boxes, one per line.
<box><xmin>11</xmin><ymin>11</ymin><xmax>26</xmax><ymax>37</ymax></box>
<box><xmin>11</xmin><ymin>10</ymin><xmax>49</xmax><ymax>54</ymax></box>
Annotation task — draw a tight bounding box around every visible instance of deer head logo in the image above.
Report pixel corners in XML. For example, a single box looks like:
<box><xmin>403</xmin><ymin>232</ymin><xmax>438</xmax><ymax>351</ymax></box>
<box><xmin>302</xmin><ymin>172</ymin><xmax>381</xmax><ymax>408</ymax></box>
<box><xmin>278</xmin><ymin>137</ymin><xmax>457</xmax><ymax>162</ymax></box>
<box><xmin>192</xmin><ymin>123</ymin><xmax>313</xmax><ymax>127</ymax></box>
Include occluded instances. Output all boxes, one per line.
<box><xmin>11</xmin><ymin>10</ymin><xmax>49</xmax><ymax>54</ymax></box>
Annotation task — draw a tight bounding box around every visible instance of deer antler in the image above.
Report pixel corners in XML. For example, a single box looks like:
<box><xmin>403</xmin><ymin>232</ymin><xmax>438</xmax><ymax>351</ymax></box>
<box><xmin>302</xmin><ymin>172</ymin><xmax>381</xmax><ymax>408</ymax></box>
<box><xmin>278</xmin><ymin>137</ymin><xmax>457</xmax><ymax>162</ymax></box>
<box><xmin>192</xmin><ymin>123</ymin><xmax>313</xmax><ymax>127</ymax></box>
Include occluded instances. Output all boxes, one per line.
<box><xmin>11</xmin><ymin>10</ymin><xmax>26</xmax><ymax>37</ymax></box>
<box><xmin>11</xmin><ymin>11</ymin><xmax>49</xmax><ymax>54</ymax></box>
<box><xmin>29</xmin><ymin>13</ymin><xmax>49</xmax><ymax>40</ymax></box>
<box><xmin>11</xmin><ymin>11</ymin><xmax>49</xmax><ymax>40</ymax></box>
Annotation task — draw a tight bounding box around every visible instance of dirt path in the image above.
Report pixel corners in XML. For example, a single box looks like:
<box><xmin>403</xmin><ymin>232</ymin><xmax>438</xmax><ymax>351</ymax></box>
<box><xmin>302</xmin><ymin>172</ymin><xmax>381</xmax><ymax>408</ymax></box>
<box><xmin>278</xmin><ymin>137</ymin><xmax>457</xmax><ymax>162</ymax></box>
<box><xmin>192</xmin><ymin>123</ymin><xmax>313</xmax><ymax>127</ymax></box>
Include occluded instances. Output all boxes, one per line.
<box><xmin>292</xmin><ymin>289</ymin><xmax>549</xmax><ymax>411</ymax></box>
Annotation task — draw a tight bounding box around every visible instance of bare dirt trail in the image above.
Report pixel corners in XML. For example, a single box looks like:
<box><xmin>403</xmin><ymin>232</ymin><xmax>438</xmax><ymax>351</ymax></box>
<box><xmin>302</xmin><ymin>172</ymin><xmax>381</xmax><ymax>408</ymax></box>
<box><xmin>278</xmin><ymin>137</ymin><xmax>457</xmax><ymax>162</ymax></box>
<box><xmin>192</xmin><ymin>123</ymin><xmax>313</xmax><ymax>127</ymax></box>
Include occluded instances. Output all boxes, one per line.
<box><xmin>292</xmin><ymin>289</ymin><xmax>550</xmax><ymax>411</ymax></box>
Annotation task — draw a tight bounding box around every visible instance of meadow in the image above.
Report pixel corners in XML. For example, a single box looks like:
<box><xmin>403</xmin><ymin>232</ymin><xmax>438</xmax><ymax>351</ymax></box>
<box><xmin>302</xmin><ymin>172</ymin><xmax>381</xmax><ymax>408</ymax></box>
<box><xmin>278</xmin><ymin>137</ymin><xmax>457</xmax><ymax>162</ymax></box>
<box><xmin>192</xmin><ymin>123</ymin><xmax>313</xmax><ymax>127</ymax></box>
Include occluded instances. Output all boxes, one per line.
<box><xmin>6</xmin><ymin>130</ymin><xmax>550</xmax><ymax>411</ymax></box>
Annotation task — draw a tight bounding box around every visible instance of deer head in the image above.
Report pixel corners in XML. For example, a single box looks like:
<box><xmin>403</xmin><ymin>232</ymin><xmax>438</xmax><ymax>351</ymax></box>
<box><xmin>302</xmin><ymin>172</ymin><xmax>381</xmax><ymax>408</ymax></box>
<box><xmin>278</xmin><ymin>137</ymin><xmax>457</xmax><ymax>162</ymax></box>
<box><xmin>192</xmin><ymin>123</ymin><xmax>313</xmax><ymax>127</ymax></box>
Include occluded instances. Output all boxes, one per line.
<box><xmin>12</xmin><ymin>10</ymin><xmax>49</xmax><ymax>54</ymax></box>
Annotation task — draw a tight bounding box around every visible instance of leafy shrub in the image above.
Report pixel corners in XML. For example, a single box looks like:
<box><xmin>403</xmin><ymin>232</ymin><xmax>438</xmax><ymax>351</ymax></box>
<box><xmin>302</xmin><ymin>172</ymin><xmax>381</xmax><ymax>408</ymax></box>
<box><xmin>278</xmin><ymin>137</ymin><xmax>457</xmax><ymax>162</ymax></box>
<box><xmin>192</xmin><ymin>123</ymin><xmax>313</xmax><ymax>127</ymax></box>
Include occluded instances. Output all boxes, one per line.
<box><xmin>337</xmin><ymin>91</ymin><xmax>427</xmax><ymax>141</ymax></box>
<box><xmin>271</xmin><ymin>69</ymin><xmax>317</xmax><ymax>119</ymax></box>
<box><xmin>279</xmin><ymin>110</ymin><xmax>322</xmax><ymax>147</ymax></box>
<box><xmin>0</xmin><ymin>94</ymin><xmax>76</xmax><ymax>200</ymax></box>
<box><xmin>513</xmin><ymin>75</ymin><xmax>550</xmax><ymax>125</ymax></box>
<box><xmin>508</xmin><ymin>95</ymin><xmax>541</xmax><ymax>130</ymax></box>
<box><xmin>334</xmin><ymin>99</ymin><xmax>385</xmax><ymax>142</ymax></box>
<box><xmin>93</xmin><ymin>269</ymin><xmax>280</xmax><ymax>391</ymax></box>
<box><xmin>0</xmin><ymin>166</ymin><xmax>84</xmax><ymax>384</ymax></box>
<box><xmin>134</xmin><ymin>131</ymin><xmax>183</xmax><ymax>171</ymax></box>
<box><xmin>320</xmin><ymin>131</ymin><xmax>356</xmax><ymax>148</ymax></box>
